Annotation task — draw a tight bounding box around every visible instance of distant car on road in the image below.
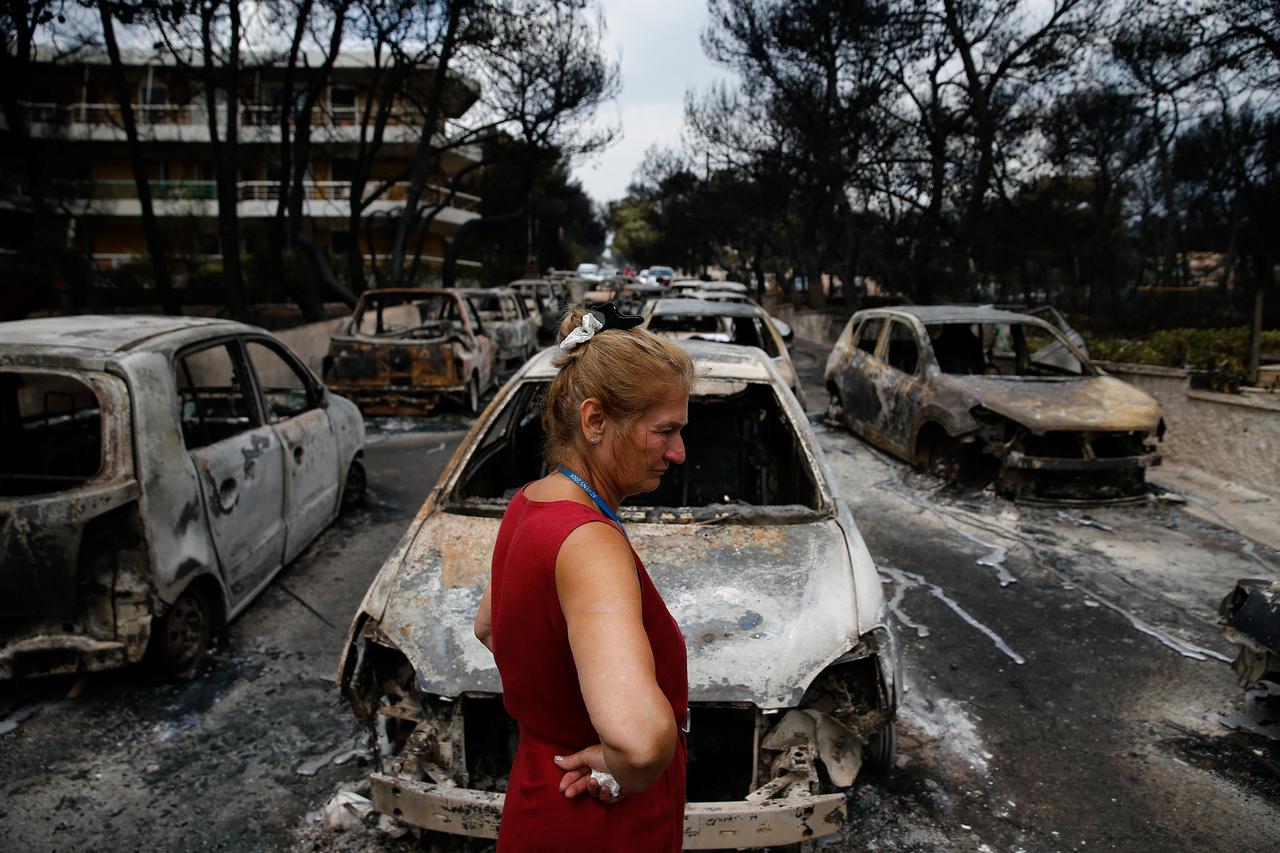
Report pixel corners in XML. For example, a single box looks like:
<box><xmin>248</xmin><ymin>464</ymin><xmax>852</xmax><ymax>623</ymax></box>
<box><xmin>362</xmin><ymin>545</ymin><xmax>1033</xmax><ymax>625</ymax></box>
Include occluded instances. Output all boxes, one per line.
<box><xmin>642</xmin><ymin>298</ymin><xmax>807</xmax><ymax>408</ymax></box>
<box><xmin>0</xmin><ymin>315</ymin><xmax>366</xmax><ymax>680</ymax></box>
<box><xmin>323</xmin><ymin>288</ymin><xmax>498</xmax><ymax>415</ymax></box>
<box><xmin>575</xmin><ymin>262</ymin><xmax>602</xmax><ymax>281</ymax></box>
<box><xmin>824</xmin><ymin>305</ymin><xmax>1164</xmax><ymax>501</ymax></box>
<box><xmin>338</xmin><ymin>341</ymin><xmax>898</xmax><ymax>848</ymax></box>
<box><xmin>648</xmin><ymin>265</ymin><xmax>675</xmax><ymax>285</ymax></box>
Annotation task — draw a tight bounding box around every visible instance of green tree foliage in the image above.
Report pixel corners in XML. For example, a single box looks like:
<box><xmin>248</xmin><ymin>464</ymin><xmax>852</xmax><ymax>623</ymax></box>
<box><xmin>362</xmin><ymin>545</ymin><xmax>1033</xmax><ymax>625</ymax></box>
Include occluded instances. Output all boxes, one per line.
<box><xmin>608</xmin><ymin>0</ymin><xmax>1277</xmax><ymax>338</ymax></box>
<box><xmin>454</xmin><ymin>135</ymin><xmax>605</xmax><ymax>284</ymax></box>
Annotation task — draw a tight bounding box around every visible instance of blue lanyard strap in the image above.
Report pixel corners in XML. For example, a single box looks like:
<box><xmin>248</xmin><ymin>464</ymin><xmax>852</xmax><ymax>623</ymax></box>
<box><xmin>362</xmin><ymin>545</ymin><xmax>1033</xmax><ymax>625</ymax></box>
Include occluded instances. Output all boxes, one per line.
<box><xmin>557</xmin><ymin>464</ymin><xmax>627</xmax><ymax>539</ymax></box>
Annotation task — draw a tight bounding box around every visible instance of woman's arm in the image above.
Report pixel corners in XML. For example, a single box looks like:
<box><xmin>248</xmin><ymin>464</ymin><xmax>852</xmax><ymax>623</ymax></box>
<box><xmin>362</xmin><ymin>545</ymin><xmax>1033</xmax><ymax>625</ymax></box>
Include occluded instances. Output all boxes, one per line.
<box><xmin>554</xmin><ymin>521</ymin><xmax>677</xmax><ymax>795</ymax></box>
<box><xmin>474</xmin><ymin>576</ymin><xmax>493</xmax><ymax>652</ymax></box>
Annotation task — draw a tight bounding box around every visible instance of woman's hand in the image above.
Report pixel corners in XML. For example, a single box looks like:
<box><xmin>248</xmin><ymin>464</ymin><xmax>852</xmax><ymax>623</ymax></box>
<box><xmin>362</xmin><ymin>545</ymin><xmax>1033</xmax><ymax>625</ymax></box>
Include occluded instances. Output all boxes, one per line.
<box><xmin>554</xmin><ymin>746</ymin><xmax>623</xmax><ymax>803</ymax></box>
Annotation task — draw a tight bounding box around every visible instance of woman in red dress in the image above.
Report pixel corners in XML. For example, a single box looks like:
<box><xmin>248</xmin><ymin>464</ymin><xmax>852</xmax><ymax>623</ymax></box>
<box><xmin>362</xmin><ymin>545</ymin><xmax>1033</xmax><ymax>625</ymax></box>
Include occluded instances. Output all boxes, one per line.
<box><xmin>474</xmin><ymin>303</ymin><xmax>694</xmax><ymax>852</ymax></box>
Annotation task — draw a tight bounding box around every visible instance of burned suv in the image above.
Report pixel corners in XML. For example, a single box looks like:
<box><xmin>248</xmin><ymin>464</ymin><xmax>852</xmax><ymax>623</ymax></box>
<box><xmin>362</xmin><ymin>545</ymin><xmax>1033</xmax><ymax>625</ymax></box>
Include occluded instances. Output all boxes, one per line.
<box><xmin>825</xmin><ymin>306</ymin><xmax>1165</xmax><ymax>501</ymax></box>
<box><xmin>339</xmin><ymin>341</ymin><xmax>898</xmax><ymax>848</ymax></box>
<box><xmin>0</xmin><ymin>315</ymin><xmax>365</xmax><ymax>680</ymax></box>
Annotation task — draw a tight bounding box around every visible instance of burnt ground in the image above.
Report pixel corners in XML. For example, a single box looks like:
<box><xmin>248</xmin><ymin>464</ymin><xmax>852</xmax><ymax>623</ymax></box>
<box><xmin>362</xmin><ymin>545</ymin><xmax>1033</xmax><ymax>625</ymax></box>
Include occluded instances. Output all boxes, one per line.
<box><xmin>2</xmin><ymin>351</ymin><xmax>1279</xmax><ymax>852</ymax></box>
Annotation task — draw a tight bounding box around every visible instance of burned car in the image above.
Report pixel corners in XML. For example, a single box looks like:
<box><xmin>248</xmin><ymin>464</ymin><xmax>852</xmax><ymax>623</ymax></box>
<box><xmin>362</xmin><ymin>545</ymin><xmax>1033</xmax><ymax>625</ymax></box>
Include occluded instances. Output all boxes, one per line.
<box><xmin>338</xmin><ymin>342</ymin><xmax>899</xmax><ymax>848</ymax></box>
<box><xmin>0</xmin><ymin>315</ymin><xmax>365</xmax><ymax>680</ymax></box>
<box><xmin>323</xmin><ymin>288</ymin><xmax>497</xmax><ymax>416</ymax></box>
<box><xmin>458</xmin><ymin>287</ymin><xmax>538</xmax><ymax>367</ymax></box>
<box><xmin>825</xmin><ymin>306</ymin><xmax>1164</xmax><ymax>501</ymax></box>
<box><xmin>643</xmin><ymin>298</ymin><xmax>807</xmax><ymax>408</ymax></box>
<box><xmin>508</xmin><ymin>278</ymin><xmax>564</xmax><ymax>344</ymax></box>
<box><xmin>1219</xmin><ymin>579</ymin><xmax>1280</xmax><ymax>687</ymax></box>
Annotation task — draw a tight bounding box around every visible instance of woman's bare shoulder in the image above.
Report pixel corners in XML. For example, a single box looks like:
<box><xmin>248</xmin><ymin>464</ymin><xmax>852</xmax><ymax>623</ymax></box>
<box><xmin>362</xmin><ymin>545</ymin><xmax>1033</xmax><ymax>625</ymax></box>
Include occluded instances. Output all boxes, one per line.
<box><xmin>556</xmin><ymin>521</ymin><xmax>636</xmax><ymax>603</ymax></box>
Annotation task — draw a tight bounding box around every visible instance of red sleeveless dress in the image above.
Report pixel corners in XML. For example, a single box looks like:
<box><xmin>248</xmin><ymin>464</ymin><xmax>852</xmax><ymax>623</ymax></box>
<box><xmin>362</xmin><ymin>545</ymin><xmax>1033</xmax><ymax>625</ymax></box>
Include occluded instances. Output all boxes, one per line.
<box><xmin>490</xmin><ymin>489</ymin><xmax>688</xmax><ymax>852</ymax></box>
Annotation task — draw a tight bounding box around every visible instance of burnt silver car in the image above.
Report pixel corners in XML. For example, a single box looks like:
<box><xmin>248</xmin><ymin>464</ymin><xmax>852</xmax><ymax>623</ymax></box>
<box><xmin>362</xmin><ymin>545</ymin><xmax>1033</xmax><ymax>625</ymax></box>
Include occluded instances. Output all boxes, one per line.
<box><xmin>323</xmin><ymin>288</ymin><xmax>498</xmax><ymax>415</ymax></box>
<box><xmin>825</xmin><ymin>306</ymin><xmax>1164</xmax><ymax>501</ymax></box>
<box><xmin>338</xmin><ymin>341</ymin><xmax>898</xmax><ymax>848</ymax></box>
<box><xmin>459</xmin><ymin>287</ymin><xmax>538</xmax><ymax>368</ymax></box>
<box><xmin>642</xmin><ymin>298</ymin><xmax>807</xmax><ymax>409</ymax></box>
<box><xmin>508</xmin><ymin>278</ymin><xmax>564</xmax><ymax>344</ymax></box>
<box><xmin>0</xmin><ymin>315</ymin><xmax>365</xmax><ymax>679</ymax></box>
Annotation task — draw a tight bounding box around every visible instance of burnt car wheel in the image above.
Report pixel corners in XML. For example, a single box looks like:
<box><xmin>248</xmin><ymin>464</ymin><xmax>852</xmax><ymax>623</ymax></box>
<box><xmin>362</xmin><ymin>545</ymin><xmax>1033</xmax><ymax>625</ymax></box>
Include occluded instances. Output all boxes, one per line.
<box><xmin>864</xmin><ymin>720</ymin><xmax>897</xmax><ymax>775</ymax></box>
<box><xmin>155</xmin><ymin>588</ymin><xmax>211</xmax><ymax>679</ymax></box>
<box><xmin>341</xmin><ymin>459</ymin><xmax>367</xmax><ymax>512</ymax></box>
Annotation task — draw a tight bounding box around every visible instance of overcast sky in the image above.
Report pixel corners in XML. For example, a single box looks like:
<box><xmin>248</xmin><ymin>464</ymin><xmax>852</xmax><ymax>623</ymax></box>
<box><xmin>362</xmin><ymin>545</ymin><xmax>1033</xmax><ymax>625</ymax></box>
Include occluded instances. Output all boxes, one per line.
<box><xmin>574</xmin><ymin>0</ymin><xmax>726</xmax><ymax>206</ymax></box>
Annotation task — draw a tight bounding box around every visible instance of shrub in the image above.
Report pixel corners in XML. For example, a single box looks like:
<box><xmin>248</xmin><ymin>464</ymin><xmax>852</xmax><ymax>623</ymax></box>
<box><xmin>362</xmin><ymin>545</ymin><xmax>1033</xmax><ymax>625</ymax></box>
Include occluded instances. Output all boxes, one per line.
<box><xmin>1085</xmin><ymin>327</ymin><xmax>1280</xmax><ymax>392</ymax></box>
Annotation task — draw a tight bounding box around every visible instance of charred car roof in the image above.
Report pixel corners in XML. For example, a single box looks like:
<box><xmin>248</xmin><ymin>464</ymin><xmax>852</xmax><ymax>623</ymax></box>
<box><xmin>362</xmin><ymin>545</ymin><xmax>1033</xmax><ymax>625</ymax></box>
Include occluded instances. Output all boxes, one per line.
<box><xmin>0</xmin><ymin>315</ymin><xmax>251</xmax><ymax>357</ymax></box>
<box><xmin>647</xmin><ymin>298</ymin><xmax>769</xmax><ymax>319</ymax></box>
<box><xmin>856</xmin><ymin>304</ymin><xmax>1060</xmax><ymax>325</ymax></box>
<box><xmin>521</xmin><ymin>337</ymin><xmax>777</xmax><ymax>383</ymax></box>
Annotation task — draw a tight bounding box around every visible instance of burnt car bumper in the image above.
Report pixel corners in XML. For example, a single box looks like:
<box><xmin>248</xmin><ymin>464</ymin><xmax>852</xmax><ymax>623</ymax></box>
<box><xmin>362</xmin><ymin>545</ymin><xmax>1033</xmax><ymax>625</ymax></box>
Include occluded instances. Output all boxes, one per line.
<box><xmin>1219</xmin><ymin>578</ymin><xmax>1280</xmax><ymax>687</ymax></box>
<box><xmin>1003</xmin><ymin>451</ymin><xmax>1161</xmax><ymax>472</ymax></box>
<box><xmin>324</xmin><ymin>384</ymin><xmax>466</xmax><ymax>417</ymax></box>
<box><xmin>369</xmin><ymin>774</ymin><xmax>845</xmax><ymax>847</ymax></box>
<box><xmin>0</xmin><ymin>632</ymin><xmax>140</xmax><ymax>680</ymax></box>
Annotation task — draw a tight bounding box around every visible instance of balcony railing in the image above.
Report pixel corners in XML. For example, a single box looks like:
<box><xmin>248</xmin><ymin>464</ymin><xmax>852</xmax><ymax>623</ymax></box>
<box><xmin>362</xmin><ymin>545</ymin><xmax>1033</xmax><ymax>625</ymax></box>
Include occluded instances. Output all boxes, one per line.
<box><xmin>67</xmin><ymin>180</ymin><xmax>481</xmax><ymax>212</ymax></box>
<box><xmin>26</xmin><ymin>101</ymin><xmax>441</xmax><ymax>130</ymax></box>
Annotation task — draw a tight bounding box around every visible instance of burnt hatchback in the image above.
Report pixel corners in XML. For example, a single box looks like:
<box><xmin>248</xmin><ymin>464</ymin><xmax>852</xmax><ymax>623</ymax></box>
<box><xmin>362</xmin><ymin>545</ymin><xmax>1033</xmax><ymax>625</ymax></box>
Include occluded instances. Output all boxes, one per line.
<box><xmin>339</xmin><ymin>341</ymin><xmax>898</xmax><ymax>848</ymax></box>
<box><xmin>0</xmin><ymin>315</ymin><xmax>365</xmax><ymax>680</ymax></box>
<box><xmin>825</xmin><ymin>306</ymin><xmax>1164</xmax><ymax>501</ymax></box>
<box><xmin>323</xmin><ymin>288</ymin><xmax>497</xmax><ymax>416</ymax></box>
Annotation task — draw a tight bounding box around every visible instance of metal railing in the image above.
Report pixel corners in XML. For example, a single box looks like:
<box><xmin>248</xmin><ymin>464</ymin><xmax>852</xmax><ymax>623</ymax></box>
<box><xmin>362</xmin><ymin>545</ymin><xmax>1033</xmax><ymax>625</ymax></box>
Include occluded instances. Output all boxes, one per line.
<box><xmin>67</xmin><ymin>180</ymin><xmax>481</xmax><ymax>211</ymax></box>
<box><xmin>26</xmin><ymin>101</ymin><xmax>439</xmax><ymax>130</ymax></box>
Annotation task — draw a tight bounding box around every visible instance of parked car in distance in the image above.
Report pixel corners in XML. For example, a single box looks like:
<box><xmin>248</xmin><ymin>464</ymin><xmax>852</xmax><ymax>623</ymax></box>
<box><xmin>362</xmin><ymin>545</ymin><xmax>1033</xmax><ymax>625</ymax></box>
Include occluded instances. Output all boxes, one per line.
<box><xmin>824</xmin><ymin>305</ymin><xmax>1164</xmax><ymax>501</ymax></box>
<box><xmin>574</xmin><ymin>262</ymin><xmax>601</xmax><ymax>281</ymax></box>
<box><xmin>338</xmin><ymin>341</ymin><xmax>899</xmax><ymax>848</ymax></box>
<box><xmin>0</xmin><ymin>315</ymin><xmax>366</xmax><ymax>680</ymax></box>
<box><xmin>642</xmin><ymin>298</ymin><xmax>807</xmax><ymax>408</ymax></box>
<box><xmin>459</xmin><ymin>287</ymin><xmax>538</xmax><ymax>368</ymax></box>
<box><xmin>323</xmin><ymin>288</ymin><xmax>497</xmax><ymax>416</ymax></box>
<box><xmin>508</xmin><ymin>278</ymin><xmax>564</xmax><ymax>344</ymax></box>
<box><xmin>648</xmin><ymin>265</ymin><xmax>675</xmax><ymax>285</ymax></box>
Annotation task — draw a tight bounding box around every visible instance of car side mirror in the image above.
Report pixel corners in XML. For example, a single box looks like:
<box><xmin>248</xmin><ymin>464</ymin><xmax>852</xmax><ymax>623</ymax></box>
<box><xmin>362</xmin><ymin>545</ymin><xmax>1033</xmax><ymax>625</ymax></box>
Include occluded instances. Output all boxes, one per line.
<box><xmin>773</xmin><ymin>319</ymin><xmax>794</xmax><ymax>342</ymax></box>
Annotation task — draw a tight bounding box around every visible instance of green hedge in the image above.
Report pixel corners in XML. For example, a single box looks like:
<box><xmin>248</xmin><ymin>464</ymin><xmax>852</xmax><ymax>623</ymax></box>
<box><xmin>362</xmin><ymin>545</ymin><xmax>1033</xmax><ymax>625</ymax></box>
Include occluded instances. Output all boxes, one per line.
<box><xmin>1085</xmin><ymin>327</ymin><xmax>1280</xmax><ymax>391</ymax></box>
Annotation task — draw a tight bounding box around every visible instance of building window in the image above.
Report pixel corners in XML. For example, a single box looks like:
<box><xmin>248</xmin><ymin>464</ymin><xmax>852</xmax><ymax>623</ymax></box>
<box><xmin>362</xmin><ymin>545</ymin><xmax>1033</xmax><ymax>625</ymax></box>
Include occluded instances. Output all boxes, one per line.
<box><xmin>330</xmin><ymin>86</ymin><xmax>356</xmax><ymax>124</ymax></box>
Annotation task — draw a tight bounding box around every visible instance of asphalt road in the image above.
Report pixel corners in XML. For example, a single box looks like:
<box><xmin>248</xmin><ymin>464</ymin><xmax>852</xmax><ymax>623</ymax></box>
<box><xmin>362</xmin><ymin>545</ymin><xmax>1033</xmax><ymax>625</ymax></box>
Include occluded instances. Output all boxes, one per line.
<box><xmin>2</xmin><ymin>355</ymin><xmax>1278</xmax><ymax>852</ymax></box>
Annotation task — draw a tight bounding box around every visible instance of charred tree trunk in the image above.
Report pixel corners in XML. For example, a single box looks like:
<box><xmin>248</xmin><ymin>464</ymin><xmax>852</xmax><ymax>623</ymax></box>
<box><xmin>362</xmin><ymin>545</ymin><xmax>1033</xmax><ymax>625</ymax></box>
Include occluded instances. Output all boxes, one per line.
<box><xmin>99</xmin><ymin>2</ymin><xmax>178</xmax><ymax>315</ymax></box>
<box><xmin>202</xmin><ymin>0</ymin><xmax>246</xmax><ymax>320</ymax></box>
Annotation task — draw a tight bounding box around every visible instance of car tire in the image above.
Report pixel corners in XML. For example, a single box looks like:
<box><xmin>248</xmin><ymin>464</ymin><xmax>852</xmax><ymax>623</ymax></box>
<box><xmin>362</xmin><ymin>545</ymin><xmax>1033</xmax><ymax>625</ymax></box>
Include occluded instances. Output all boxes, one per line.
<box><xmin>864</xmin><ymin>720</ymin><xmax>897</xmax><ymax>775</ymax></box>
<box><xmin>341</xmin><ymin>459</ymin><xmax>367</xmax><ymax>512</ymax></box>
<box><xmin>919</xmin><ymin>431</ymin><xmax>961</xmax><ymax>482</ymax></box>
<box><xmin>153</xmin><ymin>587</ymin><xmax>212</xmax><ymax>679</ymax></box>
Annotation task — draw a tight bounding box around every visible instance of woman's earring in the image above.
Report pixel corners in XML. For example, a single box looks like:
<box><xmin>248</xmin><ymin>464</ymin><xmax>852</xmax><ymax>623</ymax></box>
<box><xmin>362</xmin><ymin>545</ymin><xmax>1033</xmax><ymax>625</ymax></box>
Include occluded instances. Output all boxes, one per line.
<box><xmin>591</xmin><ymin>435</ymin><xmax>600</xmax><ymax>444</ymax></box>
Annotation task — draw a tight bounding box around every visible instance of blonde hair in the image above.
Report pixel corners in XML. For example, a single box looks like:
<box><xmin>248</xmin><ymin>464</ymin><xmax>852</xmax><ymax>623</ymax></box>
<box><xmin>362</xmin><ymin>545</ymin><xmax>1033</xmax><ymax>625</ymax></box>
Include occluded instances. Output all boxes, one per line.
<box><xmin>543</xmin><ymin>306</ymin><xmax>695</xmax><ymax>465</ymax></box>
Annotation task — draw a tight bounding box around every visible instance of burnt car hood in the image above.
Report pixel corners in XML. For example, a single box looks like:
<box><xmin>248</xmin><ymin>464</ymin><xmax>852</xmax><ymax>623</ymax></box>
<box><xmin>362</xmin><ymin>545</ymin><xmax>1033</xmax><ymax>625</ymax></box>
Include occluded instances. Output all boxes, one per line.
<box><xmin>374</xmin><ymin>509</ymin><xmax>861</xmax><ymax>709</ymax></box>
<box><xmin>941</xmin><ymin>374</ymin><xmax>1162</xmax><ymax>433</ymax></box>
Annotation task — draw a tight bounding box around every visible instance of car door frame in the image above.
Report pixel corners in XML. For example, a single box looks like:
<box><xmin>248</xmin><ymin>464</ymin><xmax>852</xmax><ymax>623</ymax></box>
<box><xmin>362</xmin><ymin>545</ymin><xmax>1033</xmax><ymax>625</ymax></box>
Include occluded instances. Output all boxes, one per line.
<box><xmin>173</xmin><ymin>335</ymin><xmax>287</xmax><ymax>609</ymax></box>
<box><xmin>834</xmin><ymin>315</ymin><xmax>891</xmax><ymax>444</ymax></box>
<box><xmin>240</xmin><ymin>334</ymin><xmax>342</xmax><ymax>564</ymax></box>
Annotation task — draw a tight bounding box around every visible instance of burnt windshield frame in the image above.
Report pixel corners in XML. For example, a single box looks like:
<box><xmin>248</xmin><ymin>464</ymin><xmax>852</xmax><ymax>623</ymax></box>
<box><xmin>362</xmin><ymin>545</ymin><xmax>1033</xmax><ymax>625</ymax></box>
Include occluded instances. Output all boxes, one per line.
<box><xmin>444</xmin><ymin>378</ymin><xmax>828</xmax><ymax>521</ymax></box>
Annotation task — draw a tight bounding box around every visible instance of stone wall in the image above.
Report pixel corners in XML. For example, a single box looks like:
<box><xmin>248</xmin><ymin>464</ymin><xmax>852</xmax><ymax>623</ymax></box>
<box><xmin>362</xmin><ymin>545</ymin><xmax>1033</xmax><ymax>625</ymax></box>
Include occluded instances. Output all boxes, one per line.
<box><xmin>1094</xmin><ymin>360</ymin><xmax>1280</xmax><ymax>495</ymax></box>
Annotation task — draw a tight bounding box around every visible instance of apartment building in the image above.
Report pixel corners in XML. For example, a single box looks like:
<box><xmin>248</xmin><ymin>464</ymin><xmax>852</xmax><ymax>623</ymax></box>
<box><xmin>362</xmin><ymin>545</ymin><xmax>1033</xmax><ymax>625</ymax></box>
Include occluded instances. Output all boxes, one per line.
<box><xmin>5</xmin><ymin>45</ymin><xmax>483</xmax><ymax>287</ymax></box>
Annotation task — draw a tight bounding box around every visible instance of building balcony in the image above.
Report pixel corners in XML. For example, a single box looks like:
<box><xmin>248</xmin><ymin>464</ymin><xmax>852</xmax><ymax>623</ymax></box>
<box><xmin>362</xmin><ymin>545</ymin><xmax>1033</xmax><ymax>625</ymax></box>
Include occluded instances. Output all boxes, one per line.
<box><xmin>11</xmin><ymin>180</ymin><xmax>481</xmax><ymax>224</ymax></box>
<box><xmin>18</xmin><ymin>102</ymin><xmax>481</xmax><ymax>162</ymax></box>
<box><xmin>90</xmin><ymin>252</ymin><xmax>482</xmax><ymax>272</ymax></box>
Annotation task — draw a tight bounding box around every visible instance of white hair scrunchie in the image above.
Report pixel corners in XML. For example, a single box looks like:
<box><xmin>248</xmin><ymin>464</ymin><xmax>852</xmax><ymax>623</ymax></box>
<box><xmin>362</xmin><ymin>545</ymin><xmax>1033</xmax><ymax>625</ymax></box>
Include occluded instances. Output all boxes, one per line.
<box><xmin>559</xmin><ymin>311</ymin><xmax>604</xmax><ymax>352</ymax></box>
